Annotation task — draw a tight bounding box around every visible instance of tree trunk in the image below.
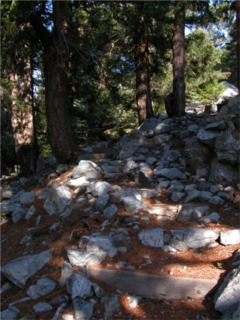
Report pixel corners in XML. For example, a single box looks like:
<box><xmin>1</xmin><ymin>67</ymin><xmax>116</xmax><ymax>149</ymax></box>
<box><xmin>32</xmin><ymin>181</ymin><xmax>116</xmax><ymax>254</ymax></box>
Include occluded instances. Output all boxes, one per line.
<box><xmin>135</xmin><ymin>5</ymin><xmax>154</xmax><ymax>125</ymax></box>
<box><xmin>43</xmin><ymin>1</ymin><xmax>74</xmax><ymax>163</ymax></box>
<box><xmin>29</xmin><ymin>1</ymin><xmax>74</xmax><ymax>163</ymax></box>
<box><xmin>10</xmin><ymin>48</ymin><xmax>38</xmax><ymax>176</ymax></box>
<box><xmin>172</xmin><ymin>2</ymin><xmax>185</xmax><ymax>117</ymax></box>
<box><xmin>236</xmin><ymin>0</ymin><xmax>240</xmax><ymax>92</ymax></box>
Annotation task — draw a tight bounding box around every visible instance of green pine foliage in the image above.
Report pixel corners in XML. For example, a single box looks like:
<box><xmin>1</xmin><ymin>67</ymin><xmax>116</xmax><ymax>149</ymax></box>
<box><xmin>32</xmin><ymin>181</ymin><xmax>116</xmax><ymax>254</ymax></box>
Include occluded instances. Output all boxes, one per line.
<box><xmin>0</xmin><ymin>1</ymin><xmax>237</xmax><ymax>173</ymax></box>
<box><xmin>197</xmin><ymin>79</ymin><xmax>226</xmax><ymax>104</ymax></box>
<box><xmin>185</xmin><ymin>29</ymin><xmax>228</xmax><ymax>103</ymax></box>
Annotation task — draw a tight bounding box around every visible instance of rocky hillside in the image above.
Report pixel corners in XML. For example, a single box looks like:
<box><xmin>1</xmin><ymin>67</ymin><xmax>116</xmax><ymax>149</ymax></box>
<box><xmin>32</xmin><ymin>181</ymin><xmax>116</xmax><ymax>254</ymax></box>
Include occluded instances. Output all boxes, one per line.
<box><xmin>1</xmin><ymin>94</ymin><xmax>240</xmax><ymax>320</ymax></box>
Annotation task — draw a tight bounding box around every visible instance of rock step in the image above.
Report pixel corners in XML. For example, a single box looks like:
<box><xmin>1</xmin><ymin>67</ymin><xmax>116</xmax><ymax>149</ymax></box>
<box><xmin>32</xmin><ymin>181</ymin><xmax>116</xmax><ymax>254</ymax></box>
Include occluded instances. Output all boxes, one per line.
<box><xmin>87</xmin><ymin>267</ymin><xmax>218</xmax><ymax>300</ymax></box>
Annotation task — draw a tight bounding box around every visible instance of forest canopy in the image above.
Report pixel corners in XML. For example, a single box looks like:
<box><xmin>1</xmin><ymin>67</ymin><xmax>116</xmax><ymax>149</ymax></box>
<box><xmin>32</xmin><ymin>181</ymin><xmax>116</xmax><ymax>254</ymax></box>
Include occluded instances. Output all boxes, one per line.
<box><xmin>1</xmin><ymin>0</ymin><xmax>239</xmax><ymax>176</ymax></box>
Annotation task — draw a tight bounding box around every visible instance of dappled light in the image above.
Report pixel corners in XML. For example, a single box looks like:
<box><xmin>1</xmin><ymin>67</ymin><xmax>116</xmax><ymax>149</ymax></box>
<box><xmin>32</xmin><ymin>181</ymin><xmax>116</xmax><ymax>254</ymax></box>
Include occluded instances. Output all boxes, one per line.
<box><xmin>1</xmin><ymin>1</ymin><xmax>240</xmax><ymax>319</ymax></box>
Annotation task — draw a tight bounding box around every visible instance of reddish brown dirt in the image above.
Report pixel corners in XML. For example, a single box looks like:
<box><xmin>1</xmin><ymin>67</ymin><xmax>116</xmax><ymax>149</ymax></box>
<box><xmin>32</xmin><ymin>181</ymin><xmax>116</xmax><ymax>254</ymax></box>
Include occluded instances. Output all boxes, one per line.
<box><xmin>1</xmin><ymin>168</ymin><xmax>240</xmax><ymax>320</ymax></box>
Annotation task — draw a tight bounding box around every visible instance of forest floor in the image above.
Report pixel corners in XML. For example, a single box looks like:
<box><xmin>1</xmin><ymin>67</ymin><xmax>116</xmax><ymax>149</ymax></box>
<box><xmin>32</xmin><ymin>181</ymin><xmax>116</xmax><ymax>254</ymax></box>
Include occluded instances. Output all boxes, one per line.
<box><xmin>1</xmin><ymin>137</ymin><xmax>240</xmax><ymax>320</ymax></box>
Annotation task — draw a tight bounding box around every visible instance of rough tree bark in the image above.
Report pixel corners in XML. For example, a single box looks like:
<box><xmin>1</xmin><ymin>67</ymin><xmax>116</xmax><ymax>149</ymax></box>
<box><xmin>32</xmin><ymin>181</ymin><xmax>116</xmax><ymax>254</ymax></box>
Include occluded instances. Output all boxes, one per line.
<box><xmin>10</xmin><ymin>44</ymin><xmax>38</xmax><ymax>176</ymax></box>
<box><xmin>172</xmin><ymin>2</ymin><xmax>186</xmax><ymax>117</ymax></box>
<box><xmin>135</xmin><ymin>4</ymin><xmax>154</xmax><ymax>125</ymax></box>
<box><xmin>29</xmin><ymin>1</ymin><xmax>74</xmax><ymax>163</ymax></box>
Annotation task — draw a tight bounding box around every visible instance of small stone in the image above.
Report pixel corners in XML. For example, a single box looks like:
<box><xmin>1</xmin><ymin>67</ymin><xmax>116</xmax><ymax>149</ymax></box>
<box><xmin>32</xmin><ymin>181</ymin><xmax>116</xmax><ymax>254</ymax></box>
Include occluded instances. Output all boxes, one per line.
<box><xmin>209</xmin><ymin>196</ymin><xmax>224</xmax><ymax>205</ymax></box>
<box><xmin>103</xmin><ymin>204</ymin><xmax>118</xmax><ymax>219</ymax></box>
<box><xmin>1</xmin><ymin>305</ymin><xmax>20</xmax><ymax>320</ymax></box>
<box><xmin>138</xmin><ymin>228</ymin><xmax>164</xmax><ymax>248</ymax></box>
<box><xmin>127</xmin><ymin>295</ymin><xmax>141</xmax><ymax>308</ymax></box>
<box><xmin>220</xmin><ymin>230</ymin><xmax>240</xmax><ymax>245</ymax></box>
<box><xmin>20</xmin><ymin>192</ymin><xmax>35</xmax><ymax>205</ymax></box>
<box><xmin>33</xmin><ymin>302</ymin><xmax>52</xmax><ymax>312</ymax></box>
<box><xmin>171</xmin><ymin>192</ymin><xmax>185</xmax><ymax>203</ymax></box>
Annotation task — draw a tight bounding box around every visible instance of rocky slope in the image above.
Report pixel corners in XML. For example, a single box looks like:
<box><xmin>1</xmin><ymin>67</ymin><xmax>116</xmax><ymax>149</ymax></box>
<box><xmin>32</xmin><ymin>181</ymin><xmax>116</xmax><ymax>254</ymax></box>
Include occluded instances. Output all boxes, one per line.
<box><xmin>1</xmin><ymin>95</ymin><xmax>240</xmax><ymax>320</ymax></box>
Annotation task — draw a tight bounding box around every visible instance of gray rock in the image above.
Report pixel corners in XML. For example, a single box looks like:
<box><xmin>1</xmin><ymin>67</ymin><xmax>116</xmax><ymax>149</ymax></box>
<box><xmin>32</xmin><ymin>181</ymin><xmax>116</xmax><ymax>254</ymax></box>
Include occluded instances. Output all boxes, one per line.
<box><xmin>156</xmin><ymin>180</ymin><xmax>171</xmax><ymax>190</ymax></box>
<box><xmin>146</xmin><ymin>156</ymin><xmax>157</xmax><ymax>165</ymax></box>
<box><xmin>70</xmin><ymin>272</ymin><xmax>93</xmax><ymax>299</ymax></box>
<box><xmin>1</xmin><ymin>249</ymin><xmax>52</xmax><ymax>288</ymax></box>
<box><xmin>136</xmin><ymin>170</ymin><xmax>153</xmax><ymax>187</ymax></box>
<box><xmin>217</xmin><ymin>82</ymin><xmax>239</xmax><ymax>104</ymax></box>
<box><xmin>167</xmin><ymin>238</ymin><xmax>188</xmax><ymax>252</ymax></box>
<box><xmin>73</xmin><ymin>298</ymin><xmax>94</xmax><ymax>320</ymax></box>
<box><xmin>221</xmin><ymin>303</ymin><xmax>240</xmax><ymax>320</ymax></box>
<box><xmin>199</xmin><ymin>191</ymin><xmax>212</xmax><ymax>201</ymax></box>
<box><xmin>1</xmin><ymin>305</ymin><xmax>20</xmax><ymax>320</ymax></box>
<box><xmin>52</xmin><ymin>303</ymin><xmax>67</xmax><ymax>320</ymax></box>
<box><xmin>184</xmin><ymin>184</ymin><xmax>197</xmax><ymax>192</ymax></box>
<box><xmin>232</xmin><ymin>250</ymin><xmax>240</xmax><ymax>267</ymax></box>
<box><xmin>27</xmin><ymin>277</ymin><xmax>56</xmax><ymax>299</ymax></box>
<box><xmin>200</xmin><ymin>212</ymin><xmax>220</xmax><ymax>224</ymax></box>
<box><xmin>214</xmin><ymin>267</ymin><xmax>240</xmax><ymax>313</ymax></box>
<box><xmin>25</xmin><ymin>205</ymin><xmax>36</xmax><ymax>220</ymax></box>
<box><xmin>139</xmin><ymin>118</ymin><xmax>160</xmax><ymax>133</ymax></box>
<box><xmin>56</xmin><ymin>163</ymin><xmax>68</xmax><ymax>174</ymax></box>
<box><xmin>67</xmin><ymin>249</ymin><xmax>107</xmax><ymax>267</ymax></box>
<box><xmin>197</xmin><ymin>128</ymin><xmax>220</xmax><ymax>146</ymax></box>
<box><xmin>62</xmin><ymin>314</ymin><xmax>75</xmax><ymax>320</ymax></box>
<box><xmin>67</xmin><ymin>176</ymin><xmax>88</xmax><ymax>187</ymax></box>
<box><xmin>87</xmin><ymin>181</ymin><xmax>112</xmax><ymax>197</ymax></box>
<box><xmin>168</xmin><ymin>181</ymin><xmax>184</xmax><ymax>193</ymax></box>
<box><xmin>209</xmin><ymin>159</ymin><xmax>235</xmax><ymax>185</ymax></box>
<box><xmin>209</xmin><ymin>196</ymin><xmax>224</xmax><ymax>205</ymax></box>
<box><xmin>60</xmin><ymin>206</ymin><xmax>75</xmax><ymax>219</ymax></box>
<box><xmin>127</xmin><ymin>295</ymin><xmax>142</xmax><ymax>308</ymax></box>
<box><xmin>82</xmin><ymin>235</ymin><xmax>118</xmax><ymax>258</ymax></box>
<box><xmin>171</xmin><ymin>192</ymin><xmax>185</xmax><ymax>203</ymax></box>
<box><xmin>162</xmin><ymin>150</ymin><xmax>181</xmax><ymax>163</ymax></box>
<box><xmin>215</xmin><ymin>131</ymin><xmax>239</xmax><ymax>165</ymax></box>
<box><xmin>20</xmin><ymin>192</ymin><xmax>35</xmax><ymax>205</ymax></box>
<box><xmin>184</xmin><ymin>136</ymin><xmax>210</xmax><ymax>170</ymax></box>
<box><xmin>33</xmin><ymin>302</ymin><xmax>52</xmax><ymax>312</ymax></box>
<box><xmin>137</xmin><ymin>146</ymin><xmax>149</xmax><ymax>154</ymax></box>
<box><xmin>118</xmin><ymin>129</ymin><xmax>149</xmax><ymax>159</ymax></box>
<box><xmin>138</xmin><ymin>189</ymin><xmax>159</xmax><ymax>199</ymax></box>
<box><xmin>206</xmin><ymin>120</ymin><xmax>226</xmax><ymax>131</ymax></box>
<box><xmin>198</xmin><ymin>181</ymin><xmax>213</xmax><ymax>192</ymax></box>
<box><xmin>122</xmin><ymin>196</ymin><xmax>146</xmax><ymax>213</ymax></box>
<box><xmin>188</xmin><ymin>124</ymin><xmax>199</xmax><ymax>133</ymax></box>
<box><xmin>227</xmin><ymin>94</ymin><xmax>240</xmax><ymax>116</ymax></box>
<box><xmin>177</xmin><ymin>204</ymin><xmax>209</xmax><ymax>221</ymax></box>
<box><xmin>44</xmin><ymin>185</ymin><xmax>72</xmax><ymax>215</ymax></box>
<box><xmin>154</xmin><ymin>167</ymin><xmax>186</xmax><ymax>180</ymax></box>
<box><xmin>154</xmin><ymin>134</ymin><xmax>172</xmax><ymax>144</ymax></box>
<box><xmin>12</xmin><ymin>206</ymin><xmax>26</xmax><ymax>223</ymax></box>
<box><xmin>154</xmin><ymin>123</ymin><xmax>171</xmax><ymax>135</ymax></box>
<box><xmin>171</xmin><ymin>227</ymin><xmax>219</xmax><ymax>249</ymax></box>
<box><xmin>102</xmin><ymin>294</ymin><xmax>120</xmax><ymax>319</ymax></box>
<box><xmin>59</xmin><ymin>261</ymin><xmax>74</xmax><ymax>287</ymax></box>
<box><xmin>220</xmin><ymin>229</ymin><xmax>240</xmax><ymax>245</ymax></box>
<box><xmin>19</xmin><ymin>234</ymin><xmax>32</xmax><ymax>246</ymax></box>
<box><xmin>138</xmin><ymin>228</ymin><xmax>164</xmax><ymax>248</ymax></box>
<box><xmin>148</xmin><ymin>204</ymin><xmax>178</xmax><ymax>218</ymax></box>
<box><xmin>95</xmin><ymin>194</ymin><xmax>109</xmax><ymax>211</ymax></box>
<box><xmin>72</xmin><ymin>160</ymin><xmax>103</xmax><ymax>181</ymax></box>
<box><xmin>195</xmin><ymin>168</ymin><xmax>208</xmax><ymax>177</ymax></box>
<box><xmin>184</xmin><ymin>190</ymin><xmax>200</xmax><ymax>202</ymax></box>
<box><xmin>123</xmin><ymin>160</ymin><xmax>138</xmax><ymax>174</ymax></box>
<box><xmin>103</xmin><ymin>204</ymin><xmax>118</xmax><ymax>219</ymax></box>
<box><xmin>112</xmin><ymin>188</ymin><xmax>141</xmax><ymax>201</ymax></box>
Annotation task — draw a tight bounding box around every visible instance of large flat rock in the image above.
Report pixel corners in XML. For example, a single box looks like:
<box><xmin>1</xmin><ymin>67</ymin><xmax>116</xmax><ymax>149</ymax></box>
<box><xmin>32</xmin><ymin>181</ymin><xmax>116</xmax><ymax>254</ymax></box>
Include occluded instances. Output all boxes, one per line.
<box><xmin>87</xmin><ymin>267</ymin><xmax>217</xmax><ymax>300</ymax></box>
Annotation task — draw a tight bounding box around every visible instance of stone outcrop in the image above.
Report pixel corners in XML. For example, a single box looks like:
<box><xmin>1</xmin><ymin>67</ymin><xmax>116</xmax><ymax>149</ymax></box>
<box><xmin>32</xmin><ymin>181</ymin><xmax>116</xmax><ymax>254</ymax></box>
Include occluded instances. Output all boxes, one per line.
<box><xmin>1</xmin><ymin>94</ymin><xmax>239</xmax><ymax>319</ymax></box>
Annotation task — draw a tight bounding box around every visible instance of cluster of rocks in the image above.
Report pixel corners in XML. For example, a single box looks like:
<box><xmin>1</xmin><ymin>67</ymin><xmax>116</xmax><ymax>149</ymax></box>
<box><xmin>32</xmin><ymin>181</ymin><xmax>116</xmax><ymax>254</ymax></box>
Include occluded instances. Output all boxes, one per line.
<box><xmin>1</xmin><ymin>94</ymin><xmax>240</xmax><ymax>319</ymax></box>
